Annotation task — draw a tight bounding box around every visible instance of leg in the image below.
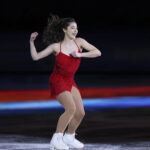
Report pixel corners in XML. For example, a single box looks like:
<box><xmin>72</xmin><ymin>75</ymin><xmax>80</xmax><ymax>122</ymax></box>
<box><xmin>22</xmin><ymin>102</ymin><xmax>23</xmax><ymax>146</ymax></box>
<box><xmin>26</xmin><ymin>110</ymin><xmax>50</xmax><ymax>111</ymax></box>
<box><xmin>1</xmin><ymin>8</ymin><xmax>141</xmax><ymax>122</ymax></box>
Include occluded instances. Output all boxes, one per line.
<box><xmin>66</xmin><ymin>86</ymin><xmax>85</xmax><ymax>134</ymax></box>
<box><xmin>55</xmin><ymin>91</ymin><xmax>76</xmax><ymax>133</ymax></box>
<box><xmin>50</xmin><ymin>91</ymin><xmax>74</xmax><ymax>150</ymax></box>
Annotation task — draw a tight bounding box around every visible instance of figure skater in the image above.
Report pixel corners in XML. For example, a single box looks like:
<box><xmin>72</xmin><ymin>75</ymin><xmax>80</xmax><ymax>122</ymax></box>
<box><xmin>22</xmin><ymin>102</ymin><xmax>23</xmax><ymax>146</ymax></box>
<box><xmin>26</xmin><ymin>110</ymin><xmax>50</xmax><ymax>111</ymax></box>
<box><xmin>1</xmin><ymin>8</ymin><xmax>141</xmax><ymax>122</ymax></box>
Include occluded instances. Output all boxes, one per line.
<box><xmin>30</xmin><ymin>14</ymin><xmax>101</xmax><ymax>150</ymax></box>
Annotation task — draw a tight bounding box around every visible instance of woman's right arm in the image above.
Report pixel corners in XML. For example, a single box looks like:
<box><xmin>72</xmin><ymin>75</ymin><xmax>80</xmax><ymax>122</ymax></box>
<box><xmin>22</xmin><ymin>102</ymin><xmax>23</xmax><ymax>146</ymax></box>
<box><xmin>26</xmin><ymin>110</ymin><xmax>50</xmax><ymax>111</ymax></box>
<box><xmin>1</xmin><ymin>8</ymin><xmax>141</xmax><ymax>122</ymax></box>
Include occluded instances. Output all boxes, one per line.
<box><xmin>30</xmin><ymin>32</ymin><xmax>54</xmax><ymax>61</ymax></box>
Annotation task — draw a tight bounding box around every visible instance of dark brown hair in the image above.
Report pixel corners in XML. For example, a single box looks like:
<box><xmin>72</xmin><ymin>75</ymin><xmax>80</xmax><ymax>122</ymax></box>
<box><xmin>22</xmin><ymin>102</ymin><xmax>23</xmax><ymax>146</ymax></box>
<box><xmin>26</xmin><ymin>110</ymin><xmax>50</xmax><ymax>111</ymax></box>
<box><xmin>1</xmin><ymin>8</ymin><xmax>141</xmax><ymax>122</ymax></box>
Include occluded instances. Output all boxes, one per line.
<box><xmin>43</xmin><ymin>14</ymin><xmax>76</xmax><ymax>45</ymax></box>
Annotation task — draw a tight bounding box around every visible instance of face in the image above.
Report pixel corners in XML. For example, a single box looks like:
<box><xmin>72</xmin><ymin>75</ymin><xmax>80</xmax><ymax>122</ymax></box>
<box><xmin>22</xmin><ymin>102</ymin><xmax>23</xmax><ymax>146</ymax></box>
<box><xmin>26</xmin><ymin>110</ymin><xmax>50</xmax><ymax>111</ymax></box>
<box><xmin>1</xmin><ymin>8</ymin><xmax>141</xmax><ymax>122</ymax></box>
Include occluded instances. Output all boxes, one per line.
<box><xmin>63</xmin><ymin>22</ymin><xmax>78</xmax><ymax>39</ymax></box>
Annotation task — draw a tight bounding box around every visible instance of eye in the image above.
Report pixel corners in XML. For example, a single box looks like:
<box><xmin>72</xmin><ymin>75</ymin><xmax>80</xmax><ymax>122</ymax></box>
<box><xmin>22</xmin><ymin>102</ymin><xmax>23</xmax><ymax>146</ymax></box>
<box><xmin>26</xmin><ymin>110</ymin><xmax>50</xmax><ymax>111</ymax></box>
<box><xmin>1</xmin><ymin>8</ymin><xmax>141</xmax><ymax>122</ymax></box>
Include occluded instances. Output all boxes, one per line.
<box><xmin>71</xmin><ymin>27</ymin><xmax>78</xmax><ymax>30</ymax></box>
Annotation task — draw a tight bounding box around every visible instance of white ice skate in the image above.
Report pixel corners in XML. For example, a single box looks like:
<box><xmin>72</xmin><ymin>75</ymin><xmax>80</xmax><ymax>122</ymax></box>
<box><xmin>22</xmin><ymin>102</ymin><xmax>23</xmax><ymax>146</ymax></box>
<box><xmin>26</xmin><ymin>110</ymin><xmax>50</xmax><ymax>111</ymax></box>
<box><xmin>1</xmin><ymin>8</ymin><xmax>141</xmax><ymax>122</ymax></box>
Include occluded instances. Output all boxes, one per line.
<box><xmin>50</xmin><ymin>133</ymin><xmax>69</xmax><ymax>150</ymax></box>
<box><xmin>63</xmin><ymin>133</ymin><xmax>84</xmax><ymax>148</ymax></box>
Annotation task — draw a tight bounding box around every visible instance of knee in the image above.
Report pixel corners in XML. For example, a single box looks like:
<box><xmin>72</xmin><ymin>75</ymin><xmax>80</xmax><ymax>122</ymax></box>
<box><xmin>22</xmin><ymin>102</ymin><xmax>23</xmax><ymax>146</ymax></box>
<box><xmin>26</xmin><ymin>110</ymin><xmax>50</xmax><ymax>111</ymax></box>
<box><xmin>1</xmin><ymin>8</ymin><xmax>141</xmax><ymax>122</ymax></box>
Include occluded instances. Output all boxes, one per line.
<box><xmin>66</xmin><ymin>106</ymin><xmax>76</xmax><ymax>116</ymax></box>
<box><xmin>76</xmin><ymin>110</ymin><xmax>85</xmax><ymax>120</ymax></box>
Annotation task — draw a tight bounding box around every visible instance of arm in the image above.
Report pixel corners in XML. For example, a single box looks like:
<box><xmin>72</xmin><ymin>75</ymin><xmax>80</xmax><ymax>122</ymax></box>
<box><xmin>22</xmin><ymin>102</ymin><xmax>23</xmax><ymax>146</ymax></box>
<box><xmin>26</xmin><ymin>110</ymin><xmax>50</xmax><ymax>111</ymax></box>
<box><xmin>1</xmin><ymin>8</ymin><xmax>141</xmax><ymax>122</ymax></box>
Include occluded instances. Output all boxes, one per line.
<box><xmin>71</xmin><ymin>38</ymin><xmax>101</xmax><ymax>58</ymax></box>
<box><xmin>30</xmin><ymin>32</ymin><xmax>54</xmax><ymax>61</ymax></box>
<box><xmin>79</xmin><ymin>38</ymin><xmax>101</xmax><ymax>58</ymax></box>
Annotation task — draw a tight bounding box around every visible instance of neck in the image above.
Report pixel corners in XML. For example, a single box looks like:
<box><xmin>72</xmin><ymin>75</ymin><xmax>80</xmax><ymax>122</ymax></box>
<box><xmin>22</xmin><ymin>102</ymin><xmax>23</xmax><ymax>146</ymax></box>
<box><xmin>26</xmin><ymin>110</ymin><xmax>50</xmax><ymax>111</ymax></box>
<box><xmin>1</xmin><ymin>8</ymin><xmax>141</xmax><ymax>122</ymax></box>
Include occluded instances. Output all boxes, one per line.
<box><xmin>62</xmin><ymin>36</ymin><xmax>75</xmax><ymax>45</ymax></box>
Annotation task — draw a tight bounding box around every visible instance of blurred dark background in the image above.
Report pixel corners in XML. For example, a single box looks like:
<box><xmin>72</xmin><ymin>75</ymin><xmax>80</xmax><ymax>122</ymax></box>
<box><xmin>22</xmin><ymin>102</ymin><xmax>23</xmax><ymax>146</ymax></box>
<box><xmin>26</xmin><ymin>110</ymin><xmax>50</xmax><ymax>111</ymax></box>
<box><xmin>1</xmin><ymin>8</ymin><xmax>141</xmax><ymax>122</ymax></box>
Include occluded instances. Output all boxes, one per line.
<box><xmin>1</xmin><ymin>0</ymin><xmax>150</xmax><ymax>74</ymax></box>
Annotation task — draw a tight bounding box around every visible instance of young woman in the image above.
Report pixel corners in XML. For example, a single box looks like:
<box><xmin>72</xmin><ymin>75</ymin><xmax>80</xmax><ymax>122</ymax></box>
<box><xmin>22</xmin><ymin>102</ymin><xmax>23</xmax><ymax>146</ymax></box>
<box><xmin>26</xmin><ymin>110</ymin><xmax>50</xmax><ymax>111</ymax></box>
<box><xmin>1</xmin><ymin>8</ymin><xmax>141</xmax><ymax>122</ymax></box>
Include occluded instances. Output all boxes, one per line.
<box><xmin>30</xmin><ymin>14</ymin><xmax>101</xmax><ymax>150</ymax></box>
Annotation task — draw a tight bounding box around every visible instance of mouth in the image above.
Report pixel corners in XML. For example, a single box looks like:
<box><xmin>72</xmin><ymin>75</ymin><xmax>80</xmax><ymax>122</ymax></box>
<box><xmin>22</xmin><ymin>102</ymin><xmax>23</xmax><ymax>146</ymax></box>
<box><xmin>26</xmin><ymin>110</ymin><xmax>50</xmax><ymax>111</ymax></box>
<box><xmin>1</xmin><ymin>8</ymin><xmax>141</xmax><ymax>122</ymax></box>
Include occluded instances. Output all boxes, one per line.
<box><xmin>72</xmin><ymin>33</ymin><xmax>77</xmax><ymax>36</ymax></box>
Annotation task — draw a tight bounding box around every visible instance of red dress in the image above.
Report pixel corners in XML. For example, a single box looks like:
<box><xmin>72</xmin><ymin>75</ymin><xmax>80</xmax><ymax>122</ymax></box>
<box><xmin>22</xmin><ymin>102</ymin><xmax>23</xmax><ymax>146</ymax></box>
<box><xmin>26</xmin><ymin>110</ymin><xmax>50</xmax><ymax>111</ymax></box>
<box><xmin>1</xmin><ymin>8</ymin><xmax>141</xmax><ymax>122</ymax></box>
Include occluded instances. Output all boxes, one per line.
<box><xmin>49</xmin><ymin>40</ymin><xmax>81</xmax><ymax>98</ymax></box>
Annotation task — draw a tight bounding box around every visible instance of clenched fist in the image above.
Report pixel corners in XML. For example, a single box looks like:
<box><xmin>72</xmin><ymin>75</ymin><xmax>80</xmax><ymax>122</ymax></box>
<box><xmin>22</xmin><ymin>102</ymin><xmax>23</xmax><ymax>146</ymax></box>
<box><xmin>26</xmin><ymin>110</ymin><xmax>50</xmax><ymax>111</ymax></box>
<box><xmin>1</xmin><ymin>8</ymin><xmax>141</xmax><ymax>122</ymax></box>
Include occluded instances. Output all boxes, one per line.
<box><xmin>30</xmin><ymin>32</ymin><xmax>39</xmax><ymax>42</ymax></box>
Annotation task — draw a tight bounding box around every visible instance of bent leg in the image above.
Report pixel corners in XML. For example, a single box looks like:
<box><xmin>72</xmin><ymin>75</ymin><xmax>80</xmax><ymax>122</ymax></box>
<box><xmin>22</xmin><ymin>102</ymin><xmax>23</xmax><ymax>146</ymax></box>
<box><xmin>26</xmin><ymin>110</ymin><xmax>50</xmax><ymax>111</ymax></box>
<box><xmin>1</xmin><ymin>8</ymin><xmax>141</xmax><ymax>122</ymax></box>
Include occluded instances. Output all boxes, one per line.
<box><xmin>66</xmin><ymin>86</ymin><xmax>85</xmax><ymax>134</ymax></box>
<box><xmin>55</xmin><ymin>91</ymin><xmax>76</xmax><ymax>133</ymax></box>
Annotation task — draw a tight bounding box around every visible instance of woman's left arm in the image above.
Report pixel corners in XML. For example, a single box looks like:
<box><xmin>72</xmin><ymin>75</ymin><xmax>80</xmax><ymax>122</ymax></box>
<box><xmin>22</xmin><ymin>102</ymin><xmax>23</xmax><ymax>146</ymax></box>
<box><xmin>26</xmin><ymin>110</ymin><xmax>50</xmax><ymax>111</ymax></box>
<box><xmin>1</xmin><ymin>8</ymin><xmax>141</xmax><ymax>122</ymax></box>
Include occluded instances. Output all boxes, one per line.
<box><xmin>78</xmin><ymin>38</ymin><xmax>102</xmax><ymax>58</ymax></box>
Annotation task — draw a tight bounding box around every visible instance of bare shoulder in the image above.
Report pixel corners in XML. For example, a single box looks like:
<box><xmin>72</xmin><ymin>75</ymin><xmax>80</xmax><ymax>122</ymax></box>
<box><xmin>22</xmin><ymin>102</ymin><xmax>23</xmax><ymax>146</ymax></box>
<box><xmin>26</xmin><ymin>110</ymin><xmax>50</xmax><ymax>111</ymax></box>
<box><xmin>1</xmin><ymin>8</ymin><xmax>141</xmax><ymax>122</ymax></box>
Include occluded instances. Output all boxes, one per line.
<box><xmin>75</xmin><ymin>37</ymin><xmax>86</xmax><ymax>51</ymax></box>
<box><xmin>49</xmin><ymin>43</ymin><xmax>59</xmax><ymax>50</ymax></box>
<box><xmin>76</xmin><ymin>37</ymin><xmax>88</xmax><ymax>45</ymax></box>
<box><xmin>76</xmin><ymin>37</ymin><xmax>88</xmax><ymax>50</ymax></box>
<box><xmin>49</xmin><ymin>42</ymin><xmax>60</xmax><ymax>56</ymax></box>
<box><xmin>76</xmin><ymin>37</ymin><xmax>85</xmax><ymax>43</ymax></box>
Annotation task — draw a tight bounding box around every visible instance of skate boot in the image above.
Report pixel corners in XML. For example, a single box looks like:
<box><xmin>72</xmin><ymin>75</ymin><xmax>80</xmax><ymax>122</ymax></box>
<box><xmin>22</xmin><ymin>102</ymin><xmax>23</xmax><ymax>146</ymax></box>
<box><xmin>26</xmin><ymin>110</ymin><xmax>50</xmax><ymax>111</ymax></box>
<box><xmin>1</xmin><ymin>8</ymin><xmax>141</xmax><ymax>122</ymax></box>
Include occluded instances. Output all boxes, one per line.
<box><xmin>63</xmin><ymin>132</ymin><xmax>84</xmax><ymax>148</ymax></box>
<box><xmin>50</xmin><ymin>133</ymin><xmax>69</xmax><ymax>150</ymax></box>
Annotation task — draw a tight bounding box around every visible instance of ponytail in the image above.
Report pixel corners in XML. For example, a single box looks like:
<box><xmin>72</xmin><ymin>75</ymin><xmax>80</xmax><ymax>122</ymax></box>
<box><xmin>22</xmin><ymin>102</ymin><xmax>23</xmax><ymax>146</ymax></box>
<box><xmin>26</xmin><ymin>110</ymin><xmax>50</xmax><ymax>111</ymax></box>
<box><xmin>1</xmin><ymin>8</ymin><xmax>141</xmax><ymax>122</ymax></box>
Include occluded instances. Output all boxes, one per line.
<box><xmin>43</xmin><ymin>13</ymin><xmax>76</xmax><ymax>45</ymax></box>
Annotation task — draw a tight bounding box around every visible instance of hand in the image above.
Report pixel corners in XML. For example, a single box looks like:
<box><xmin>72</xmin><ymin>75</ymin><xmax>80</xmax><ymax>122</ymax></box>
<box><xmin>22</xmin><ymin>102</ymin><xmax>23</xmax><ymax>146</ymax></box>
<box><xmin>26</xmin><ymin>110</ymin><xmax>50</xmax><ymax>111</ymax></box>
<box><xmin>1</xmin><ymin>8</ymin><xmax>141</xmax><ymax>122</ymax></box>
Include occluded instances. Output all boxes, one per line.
<box><xmin>30</xmin><ymin>32</ymin><xmax>39</xmax><ymax>42</ymax></box>
<box><xmin>71</xmin><ymin>51</ymin><xmax>81</xmax><ymax>58</ymax></box>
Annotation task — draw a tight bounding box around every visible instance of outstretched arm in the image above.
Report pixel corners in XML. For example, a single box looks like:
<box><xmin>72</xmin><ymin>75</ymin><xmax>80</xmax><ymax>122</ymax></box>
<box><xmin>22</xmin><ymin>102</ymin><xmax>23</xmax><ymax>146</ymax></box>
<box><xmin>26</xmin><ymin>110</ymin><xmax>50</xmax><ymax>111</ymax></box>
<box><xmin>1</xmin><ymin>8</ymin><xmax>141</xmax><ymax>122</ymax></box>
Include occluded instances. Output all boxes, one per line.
<box><xmin>30</xmin><ymin>32</ymin><xmax>54</xmax><ymax>61</ymax></box>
